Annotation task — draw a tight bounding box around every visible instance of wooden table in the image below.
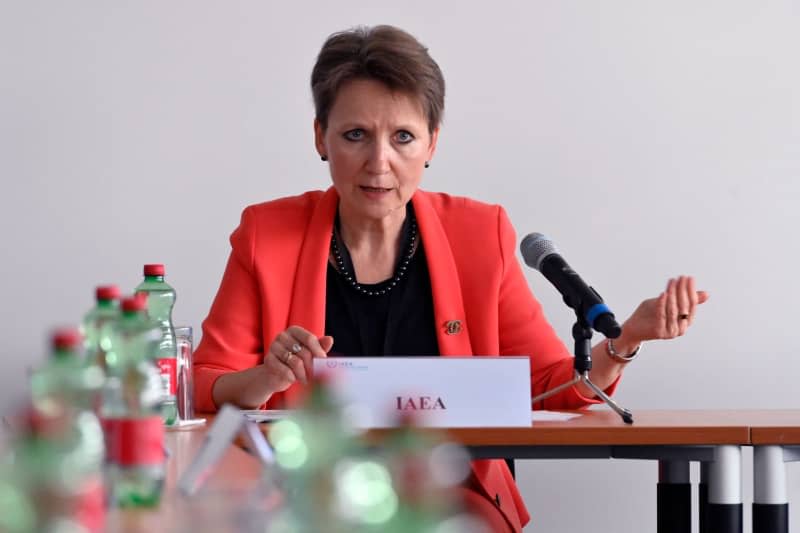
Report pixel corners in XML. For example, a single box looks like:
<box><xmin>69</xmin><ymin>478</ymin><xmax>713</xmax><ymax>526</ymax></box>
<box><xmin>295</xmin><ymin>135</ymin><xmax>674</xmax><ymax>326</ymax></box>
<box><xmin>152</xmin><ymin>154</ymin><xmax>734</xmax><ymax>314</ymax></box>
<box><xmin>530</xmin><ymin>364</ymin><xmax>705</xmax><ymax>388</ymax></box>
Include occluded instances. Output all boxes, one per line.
<box><xmin>105</xmin><ymin>424</ymin><xmax>263</xmax><ymax>532</ymax></box>
<box><xmin>106</xmin><ymin>409</ymin><xmax>800</xmax><ymax>533</ymax></box>
<box><xmin>320</xmin><ymin>409</ymin><xmax>754</xmax><ymax>533</ymax></box>
<box><xmin>411</xmin><ymin>409</ymin><xmax>752</xmax><ymax>447</ymax></box>
<box><xmin>431</xmin><ymin>409</ymin><xmax>800</xmax><ymax>533</ymax></box>
<box><xmin>439</xmin><ymin>409</ymin><xmax>750</xmax><ymax>533</ymax></box>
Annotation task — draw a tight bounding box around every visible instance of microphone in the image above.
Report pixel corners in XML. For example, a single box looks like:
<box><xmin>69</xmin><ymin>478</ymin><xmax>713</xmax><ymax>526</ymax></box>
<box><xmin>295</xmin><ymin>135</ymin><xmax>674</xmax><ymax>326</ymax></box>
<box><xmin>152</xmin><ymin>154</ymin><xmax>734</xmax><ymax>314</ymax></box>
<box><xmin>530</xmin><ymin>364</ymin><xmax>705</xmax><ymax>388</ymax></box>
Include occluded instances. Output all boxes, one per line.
<box><xmin>520</xmin><ymin>233</ymin><xmax>621</xmax><ymax>339</ymax></box>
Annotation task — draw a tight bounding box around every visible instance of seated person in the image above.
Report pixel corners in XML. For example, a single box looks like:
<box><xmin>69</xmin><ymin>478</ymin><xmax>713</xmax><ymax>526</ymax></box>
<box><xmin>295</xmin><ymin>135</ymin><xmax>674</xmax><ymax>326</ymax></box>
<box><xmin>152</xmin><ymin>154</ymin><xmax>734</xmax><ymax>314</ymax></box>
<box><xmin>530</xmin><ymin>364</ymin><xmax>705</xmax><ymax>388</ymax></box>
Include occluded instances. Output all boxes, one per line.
<box><xmin>193</xmin><ymin>25</ymin><xmax>708</xmax><ymax>533</ymax></box>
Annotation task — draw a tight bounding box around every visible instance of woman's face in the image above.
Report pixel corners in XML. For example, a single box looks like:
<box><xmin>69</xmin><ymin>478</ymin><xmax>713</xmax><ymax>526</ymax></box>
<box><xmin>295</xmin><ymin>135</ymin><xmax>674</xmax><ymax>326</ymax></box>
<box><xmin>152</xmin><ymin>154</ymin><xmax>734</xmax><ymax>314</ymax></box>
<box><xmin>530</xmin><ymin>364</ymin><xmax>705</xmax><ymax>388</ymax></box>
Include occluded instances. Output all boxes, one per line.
<box><xmin>315</xmin><ymin>79</ymin><xmax>438</xmax><ymax>226</ymax></box>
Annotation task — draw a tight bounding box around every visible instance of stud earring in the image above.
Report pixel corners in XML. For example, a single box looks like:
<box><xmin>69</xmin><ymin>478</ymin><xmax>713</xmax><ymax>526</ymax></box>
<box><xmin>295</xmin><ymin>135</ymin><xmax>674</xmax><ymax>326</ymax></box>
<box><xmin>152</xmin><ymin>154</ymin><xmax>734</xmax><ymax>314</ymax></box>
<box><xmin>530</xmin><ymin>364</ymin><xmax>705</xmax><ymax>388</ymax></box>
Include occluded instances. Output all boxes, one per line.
<box><xmin>424</xmin><ymin>161</ymin><xmax>430</xmax><ymax>168</ymax></box>
<box><xmin>321</xmin><ymin>155</ymin><xmax>328</xmax><ymax>162</ymax></box>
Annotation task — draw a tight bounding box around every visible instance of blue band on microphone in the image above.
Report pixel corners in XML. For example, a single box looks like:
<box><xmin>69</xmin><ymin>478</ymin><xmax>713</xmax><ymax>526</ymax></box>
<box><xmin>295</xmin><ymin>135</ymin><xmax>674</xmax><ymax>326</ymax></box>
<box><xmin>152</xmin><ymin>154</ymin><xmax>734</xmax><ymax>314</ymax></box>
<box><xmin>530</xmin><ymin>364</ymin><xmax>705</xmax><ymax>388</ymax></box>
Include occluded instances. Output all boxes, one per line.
<box><xmin>586</xmin><ymin>303</ymin><xmax>613</xmax><ymax>326</ymax></box>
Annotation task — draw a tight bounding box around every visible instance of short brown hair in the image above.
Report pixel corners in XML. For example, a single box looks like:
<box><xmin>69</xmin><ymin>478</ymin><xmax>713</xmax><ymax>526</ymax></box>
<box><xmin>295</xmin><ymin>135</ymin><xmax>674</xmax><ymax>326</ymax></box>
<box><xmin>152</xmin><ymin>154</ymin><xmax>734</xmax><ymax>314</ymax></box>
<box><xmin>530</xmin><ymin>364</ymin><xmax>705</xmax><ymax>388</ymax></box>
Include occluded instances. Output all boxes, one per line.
<box><xmin>311</xmin><ymin>25</ymin><xmax>445</xmax><ymax>134</ymax></box>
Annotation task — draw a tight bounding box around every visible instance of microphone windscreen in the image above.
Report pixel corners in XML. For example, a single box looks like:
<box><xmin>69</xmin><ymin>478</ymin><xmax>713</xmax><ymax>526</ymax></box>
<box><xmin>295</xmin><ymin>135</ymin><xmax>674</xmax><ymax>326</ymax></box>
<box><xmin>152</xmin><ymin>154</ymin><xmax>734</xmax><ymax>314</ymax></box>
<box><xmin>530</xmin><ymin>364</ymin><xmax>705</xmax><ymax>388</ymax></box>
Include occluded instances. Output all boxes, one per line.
<box><xmin>520</xmin><ymin>233</ymin><xmax>558</xmax><ymax>271</ymax></box>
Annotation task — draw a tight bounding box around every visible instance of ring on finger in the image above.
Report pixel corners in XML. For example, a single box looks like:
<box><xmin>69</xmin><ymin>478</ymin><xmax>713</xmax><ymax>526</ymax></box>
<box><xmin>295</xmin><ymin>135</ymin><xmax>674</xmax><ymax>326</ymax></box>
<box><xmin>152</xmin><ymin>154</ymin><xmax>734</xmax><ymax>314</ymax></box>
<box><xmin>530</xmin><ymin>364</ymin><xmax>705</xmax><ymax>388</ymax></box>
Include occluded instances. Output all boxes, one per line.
<box><xmin>281</xmin><ymin>351</ymin><xmax>294</xmax><ymax>364</ymax></box>
<box><xmin>678</xmin><ymin>313</ymin><xmax>690</xmax><ymax>320</ymax></box>
<box><xmin>291</xmin><ymin>343</ymin><xmax>302</xmax><ymax>354</ymax></box>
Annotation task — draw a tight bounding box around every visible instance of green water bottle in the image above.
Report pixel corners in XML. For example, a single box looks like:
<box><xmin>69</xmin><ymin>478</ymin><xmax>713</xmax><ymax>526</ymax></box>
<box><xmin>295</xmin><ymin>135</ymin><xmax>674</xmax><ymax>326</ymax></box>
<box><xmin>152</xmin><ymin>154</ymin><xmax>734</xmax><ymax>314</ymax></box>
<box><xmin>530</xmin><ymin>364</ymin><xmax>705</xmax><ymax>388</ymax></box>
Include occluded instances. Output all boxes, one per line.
<box><xmin>31</xmin><ymin>329</ymin><xmax>105</xmax><ymax>413</ymax></box>
<box><xmin>0</xmin><ymin>460</ymin><xmax>36</xmax><ymax>533</ymax></box>
<box><xmin>81</xmin><ymin>285</ymin><xmax>120</xmax><ymax>373</ymax></box>
<box><xmin>8</xmin><ymin>405</ymin><xmax>89</xmax><ymax>533</ymax></box>
<box><xmin>268</xmin><ymin>377</ymin><xmax>359</xmax><ymax>533</ymax></box>
<box><xmin>28</xmin><ymin>329</ymin><xmax>107</xmax><ymax>531</ymax></box>
<box><xmin>134</xmin><ymin>264</ymin><xmax>178</xmax><ymax>426</ymax></box>
<box><xmin>103</xmin><ymin>296</ymin><xmax>166</xmax><ymax>508</ymax></box>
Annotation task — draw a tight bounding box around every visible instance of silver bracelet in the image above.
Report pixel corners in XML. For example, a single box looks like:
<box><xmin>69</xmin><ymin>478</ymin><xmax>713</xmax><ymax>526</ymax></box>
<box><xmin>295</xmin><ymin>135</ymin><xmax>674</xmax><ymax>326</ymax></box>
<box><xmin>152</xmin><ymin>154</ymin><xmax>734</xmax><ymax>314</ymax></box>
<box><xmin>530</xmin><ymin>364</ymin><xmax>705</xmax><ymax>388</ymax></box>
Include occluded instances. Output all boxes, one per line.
<box><xmin>606</xmin><ymin>338</ymin><xmax>641</xmax><ymax>364</ymax></box>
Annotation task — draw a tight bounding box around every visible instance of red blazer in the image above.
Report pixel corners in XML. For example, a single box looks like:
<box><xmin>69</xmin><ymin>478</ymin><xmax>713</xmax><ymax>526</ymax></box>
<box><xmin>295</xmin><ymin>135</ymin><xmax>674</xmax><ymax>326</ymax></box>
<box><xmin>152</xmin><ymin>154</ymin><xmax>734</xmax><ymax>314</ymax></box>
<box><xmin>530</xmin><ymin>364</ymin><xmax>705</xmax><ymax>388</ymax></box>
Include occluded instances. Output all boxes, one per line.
<box><xmin>194</xmin><ymin>187</ymin><xmax>616</xmax><ymax>531</ymax></box>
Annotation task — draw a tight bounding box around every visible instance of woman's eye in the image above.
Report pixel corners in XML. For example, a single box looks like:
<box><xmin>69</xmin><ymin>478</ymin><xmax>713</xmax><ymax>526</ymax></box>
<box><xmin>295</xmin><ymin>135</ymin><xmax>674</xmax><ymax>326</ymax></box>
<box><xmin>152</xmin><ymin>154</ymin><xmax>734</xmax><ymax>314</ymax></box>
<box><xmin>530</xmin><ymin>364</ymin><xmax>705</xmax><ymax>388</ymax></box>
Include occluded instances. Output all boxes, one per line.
<box><xmin>344</xmin><ymin>129</ymin><xmax>365</xmax><ymax>141</ymax></box>
<box><xmin>396</xmin><ymin>130</ymin><xmax>414</xmax><ymax>143</ymax></box>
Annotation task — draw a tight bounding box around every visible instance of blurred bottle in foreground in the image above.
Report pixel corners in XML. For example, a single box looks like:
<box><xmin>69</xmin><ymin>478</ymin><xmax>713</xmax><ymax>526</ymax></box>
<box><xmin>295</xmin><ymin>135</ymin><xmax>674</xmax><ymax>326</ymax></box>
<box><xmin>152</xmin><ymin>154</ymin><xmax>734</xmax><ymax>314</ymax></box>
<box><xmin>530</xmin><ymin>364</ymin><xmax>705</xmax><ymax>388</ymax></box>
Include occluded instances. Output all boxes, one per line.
<box><xmin>30</xmin><ymin>328</ymin><xmax>105</xmax><ymax>419</ymax></box>
<box><xmin>0</xmin><ymin>457</ymin><xmax>36</xmax><ymax>533</ymax></box>
<box><xmin>135</xmin><ymin>263</ymin><xmax>178</xmax><ymax>426</ymax></box>
<box><xmin>25</xmin><ymin>328</ymin><xmax>107</xmax><ymax>532</ymax></box>
<box><xmin>267</xmin><ymin>377</ymin><xmax>359</xmax><ymax>533</ymax></box>
<box><xmin>268</xmin><ymin>376</ymin><xmax>489</xmax><ymax>533</ymax></box>
<box><xmin>380</xmin><ymin>413</ymin><xmax>487</xmax><ymax>533</ymax></box>
<box><xmin>81</xmin><ymin>285</ymin><xmax>121</xmax><ymax>373</ymax></box>
<box><xmin>7</xmin><ymin>405</ymin><xmax>91</xmax><ymax>532</ymax></box>
<box><xmin>103</xmin><ymin>296</ymin><xmax>166</xmax><ymax>508</ymax></box>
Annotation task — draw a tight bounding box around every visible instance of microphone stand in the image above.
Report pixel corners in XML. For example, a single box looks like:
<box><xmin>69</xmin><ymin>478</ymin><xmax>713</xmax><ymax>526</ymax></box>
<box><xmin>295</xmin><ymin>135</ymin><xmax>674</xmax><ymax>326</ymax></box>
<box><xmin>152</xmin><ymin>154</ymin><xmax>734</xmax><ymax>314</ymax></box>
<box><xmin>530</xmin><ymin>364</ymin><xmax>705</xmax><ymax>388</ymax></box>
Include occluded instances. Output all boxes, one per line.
<box><xmin>531</xmin><ymin>315</ymin><xmax>634</xmax><ymax>424</ymax></box>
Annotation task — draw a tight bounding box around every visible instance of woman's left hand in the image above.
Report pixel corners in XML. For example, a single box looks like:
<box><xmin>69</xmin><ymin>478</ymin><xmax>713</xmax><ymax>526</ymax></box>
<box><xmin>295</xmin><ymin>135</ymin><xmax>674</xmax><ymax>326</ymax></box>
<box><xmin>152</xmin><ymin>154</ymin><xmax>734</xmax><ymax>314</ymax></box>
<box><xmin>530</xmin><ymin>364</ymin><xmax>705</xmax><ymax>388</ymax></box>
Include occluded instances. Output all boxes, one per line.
<box><xmin>619</xmin><ymin>275</ymin><xmax>709</xmax><ymax>346</ymax></box>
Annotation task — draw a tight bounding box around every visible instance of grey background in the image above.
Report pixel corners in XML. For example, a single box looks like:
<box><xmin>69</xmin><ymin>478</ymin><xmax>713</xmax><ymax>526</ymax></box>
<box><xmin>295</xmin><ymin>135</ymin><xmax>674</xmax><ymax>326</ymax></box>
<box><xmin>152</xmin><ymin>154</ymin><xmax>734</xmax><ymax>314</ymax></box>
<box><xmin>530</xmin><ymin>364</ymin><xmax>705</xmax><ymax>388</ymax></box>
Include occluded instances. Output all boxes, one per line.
<box><xmin>1</xmin><ymin>1</ymin><xmax>798</xmax><ymax>531</ymax></box>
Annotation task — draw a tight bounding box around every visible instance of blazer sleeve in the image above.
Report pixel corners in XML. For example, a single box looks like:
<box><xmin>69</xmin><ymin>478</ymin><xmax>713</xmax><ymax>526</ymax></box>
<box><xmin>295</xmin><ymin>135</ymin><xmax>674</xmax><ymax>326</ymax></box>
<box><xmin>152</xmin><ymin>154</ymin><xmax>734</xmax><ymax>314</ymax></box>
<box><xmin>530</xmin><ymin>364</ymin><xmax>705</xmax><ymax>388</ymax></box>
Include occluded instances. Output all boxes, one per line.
<box><xmin>495</xmin><ymin>207</ymin><xmax>619</xmax><ymax>409</ymax></box>
<box><xmin>193</xmin><ymin>207</ymin><xmax>264</xmax><ymax>413</ymax></box>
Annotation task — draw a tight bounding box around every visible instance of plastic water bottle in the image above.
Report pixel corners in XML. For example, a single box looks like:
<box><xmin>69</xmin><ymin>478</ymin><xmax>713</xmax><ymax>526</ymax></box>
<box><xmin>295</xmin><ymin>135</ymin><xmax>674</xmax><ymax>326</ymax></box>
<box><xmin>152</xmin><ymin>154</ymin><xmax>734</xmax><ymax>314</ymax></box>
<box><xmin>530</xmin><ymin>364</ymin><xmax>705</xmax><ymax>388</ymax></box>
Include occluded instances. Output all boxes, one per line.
<box><xmin>28</xmin><ymin>329</ymin><xmax>107</xmax><ymax>531</ymax></box>
<box><xmin>267</xmin><ymin>377</ymin><xmax>359</xmax><ymax>533</ymax></box>
<box><xmin>7</xmin><ymin>405</ymin><xmax>90</xmax><ymax>533</ymax></box>
<box><xmin>0</xmin><ymin>460</ymin><xmax>36</xmax><ymax>533</ymax></box>
<box><xmin>134</xmin><ymin>264</ymin><xmax>178</xmax><ymax>426</ymax></box>
<box><xmin>81</xmin><ymin>285</ymin><xmax>120</xmax><ymax>373</ymax></box>
<box><xmin>31</xmin><ymin>329</ymin><xmax>105</xmax><ymax>412</ymax></box>
<box><xmin>103</xmin><ymin>296</ymin><xmax>166</xmax><ymax>507</ymax></box>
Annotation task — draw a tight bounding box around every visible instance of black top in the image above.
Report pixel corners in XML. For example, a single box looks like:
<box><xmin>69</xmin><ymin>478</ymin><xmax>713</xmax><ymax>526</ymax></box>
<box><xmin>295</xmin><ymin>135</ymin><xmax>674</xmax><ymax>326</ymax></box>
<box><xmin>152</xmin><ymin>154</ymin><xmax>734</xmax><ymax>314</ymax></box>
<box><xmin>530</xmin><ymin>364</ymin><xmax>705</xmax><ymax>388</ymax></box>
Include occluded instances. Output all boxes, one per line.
<box><xmin>325</xmin><ymin>207</ymin><xmax>440</xmax><ymax>357</ymax></box>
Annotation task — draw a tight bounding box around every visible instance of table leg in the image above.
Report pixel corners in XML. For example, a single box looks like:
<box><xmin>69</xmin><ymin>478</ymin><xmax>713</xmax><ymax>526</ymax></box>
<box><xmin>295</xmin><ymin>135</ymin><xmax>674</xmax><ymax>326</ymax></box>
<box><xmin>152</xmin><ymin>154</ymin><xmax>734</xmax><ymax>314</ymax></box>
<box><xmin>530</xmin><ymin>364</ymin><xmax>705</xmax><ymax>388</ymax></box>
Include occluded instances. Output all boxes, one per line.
<box><xmin>707</xmin><ymin>445</ymin><xmax>742</xmax><ymax>533</ymax></box>
<box><xmin>658</xmin><ymin>460</ymin><xmax>691</xmax><ymax>533</ymax></box>
<box><xmin>753</xmin><ymin>445</ymin><xmax>788</xmax><ymax>533</ymax></box>
<box><xmin>700</xmin><ymin>462</ymin><xmax>709</xmax><ymax>533</ymax></box>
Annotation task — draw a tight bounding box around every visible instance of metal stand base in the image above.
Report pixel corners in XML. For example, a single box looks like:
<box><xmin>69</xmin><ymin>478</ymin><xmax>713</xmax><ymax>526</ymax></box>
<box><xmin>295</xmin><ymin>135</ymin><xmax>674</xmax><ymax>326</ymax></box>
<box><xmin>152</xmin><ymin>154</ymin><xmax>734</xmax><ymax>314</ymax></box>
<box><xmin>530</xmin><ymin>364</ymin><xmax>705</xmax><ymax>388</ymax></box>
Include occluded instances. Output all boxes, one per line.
<box><xmin>531</xmin><ymin>369</ymin><xmax>633</xmax><ymax>424</ymax></box>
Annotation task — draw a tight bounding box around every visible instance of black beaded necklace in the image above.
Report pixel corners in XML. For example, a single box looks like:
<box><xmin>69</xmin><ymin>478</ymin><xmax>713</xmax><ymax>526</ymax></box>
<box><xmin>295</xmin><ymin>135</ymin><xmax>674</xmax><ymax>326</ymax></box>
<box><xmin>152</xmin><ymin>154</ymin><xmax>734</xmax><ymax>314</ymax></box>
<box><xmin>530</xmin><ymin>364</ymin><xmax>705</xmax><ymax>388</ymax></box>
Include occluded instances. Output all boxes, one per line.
<box><xmin>330</xmin><ymin>211</ymin><xmax>418</xmax><ymax>297</ymax></box>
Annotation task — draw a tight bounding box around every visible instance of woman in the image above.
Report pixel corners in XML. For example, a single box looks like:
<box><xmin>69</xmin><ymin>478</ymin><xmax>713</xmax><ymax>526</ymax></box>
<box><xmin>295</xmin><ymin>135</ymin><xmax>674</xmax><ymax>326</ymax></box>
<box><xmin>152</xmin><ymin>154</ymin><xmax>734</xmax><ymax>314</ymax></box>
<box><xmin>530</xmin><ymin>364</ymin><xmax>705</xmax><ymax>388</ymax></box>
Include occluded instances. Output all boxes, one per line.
<box><xmin>193</xmin><ymin>25</ymin><xmax>708</xmax><ymax>532</ymax></box>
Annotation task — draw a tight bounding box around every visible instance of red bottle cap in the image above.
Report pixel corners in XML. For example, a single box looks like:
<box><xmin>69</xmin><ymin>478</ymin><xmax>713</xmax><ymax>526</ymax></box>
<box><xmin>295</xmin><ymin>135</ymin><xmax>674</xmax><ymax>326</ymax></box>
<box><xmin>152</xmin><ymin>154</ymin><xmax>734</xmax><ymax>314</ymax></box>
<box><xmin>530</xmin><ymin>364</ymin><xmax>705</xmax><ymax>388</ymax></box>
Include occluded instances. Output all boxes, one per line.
<box><xmin>121</xmin><ymin>296</ymin><xmax>147</xmax><ymax>312</ymax></box>
<box><xmin>143</xmin><ymin>264</ymin><xmax>165</xmax><ymax>276</ymax></box>
<box><xmin>52</xmin><ymin>328</ymin><xmax>82</xmax><ymax>350</ymax></box>
<box><xmin>96</xmin><ymin>285</ymin><xmax>120</xmax><ymax>301</ymax></box>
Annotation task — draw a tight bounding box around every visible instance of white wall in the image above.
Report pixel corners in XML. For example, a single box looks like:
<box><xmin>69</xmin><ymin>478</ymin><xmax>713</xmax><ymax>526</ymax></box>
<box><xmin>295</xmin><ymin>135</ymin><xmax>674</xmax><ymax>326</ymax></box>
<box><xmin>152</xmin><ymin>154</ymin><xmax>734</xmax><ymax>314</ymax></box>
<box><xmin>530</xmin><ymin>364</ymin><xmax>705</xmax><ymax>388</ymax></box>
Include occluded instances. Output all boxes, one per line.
<box><xmin>2</xmin><ymin>1</ymin><xmax>798</xmax><ymax>531</ymax></box>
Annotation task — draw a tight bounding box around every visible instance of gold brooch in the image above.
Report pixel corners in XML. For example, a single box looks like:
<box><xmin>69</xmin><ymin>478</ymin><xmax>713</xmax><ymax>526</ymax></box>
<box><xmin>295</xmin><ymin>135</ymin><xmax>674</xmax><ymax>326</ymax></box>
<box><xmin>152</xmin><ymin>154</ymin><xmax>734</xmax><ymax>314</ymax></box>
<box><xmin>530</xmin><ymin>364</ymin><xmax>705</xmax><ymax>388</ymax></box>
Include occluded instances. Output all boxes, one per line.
<box><xmin>444</xmin><ymin>320</ymin><xmax>462</xmax><ymax>335</ymax></box>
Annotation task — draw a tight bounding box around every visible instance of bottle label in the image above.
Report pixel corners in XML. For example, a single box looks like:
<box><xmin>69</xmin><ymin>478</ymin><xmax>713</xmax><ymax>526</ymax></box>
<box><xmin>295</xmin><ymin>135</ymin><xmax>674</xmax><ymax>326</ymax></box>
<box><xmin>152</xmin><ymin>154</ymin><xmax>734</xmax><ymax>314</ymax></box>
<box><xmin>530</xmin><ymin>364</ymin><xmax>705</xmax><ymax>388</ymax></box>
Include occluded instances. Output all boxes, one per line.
<box><xmin>105</xmin><ymin>416</ymin><xmax>166</xmax><ymax>466</ymax></box>
<box><xmin>157</xmin><ymin>357</ymin><xmax>177</xmax><ymax>397</ymax></box>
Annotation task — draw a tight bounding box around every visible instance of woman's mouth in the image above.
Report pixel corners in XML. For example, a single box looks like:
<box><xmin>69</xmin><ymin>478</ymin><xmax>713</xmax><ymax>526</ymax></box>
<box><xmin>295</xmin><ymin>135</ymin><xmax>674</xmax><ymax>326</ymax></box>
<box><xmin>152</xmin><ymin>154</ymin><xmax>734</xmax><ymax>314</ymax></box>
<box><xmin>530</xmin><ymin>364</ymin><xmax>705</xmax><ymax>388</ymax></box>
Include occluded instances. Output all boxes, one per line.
<box><xmin>360</xmin><ymin>186</ymin><xmax>393</xmax><ymax>193</ymax></box>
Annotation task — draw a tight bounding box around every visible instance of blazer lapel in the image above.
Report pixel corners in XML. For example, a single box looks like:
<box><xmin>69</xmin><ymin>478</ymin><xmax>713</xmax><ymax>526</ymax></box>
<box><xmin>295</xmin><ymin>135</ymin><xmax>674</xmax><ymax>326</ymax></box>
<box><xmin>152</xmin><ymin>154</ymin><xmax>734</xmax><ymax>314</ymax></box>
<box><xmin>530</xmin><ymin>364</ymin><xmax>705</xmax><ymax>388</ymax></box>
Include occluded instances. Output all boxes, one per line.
<box><xmin>287</xmin><ymin>187</ymin><xmax>338</xmax><ymax>336</ymax></box>
<box><xmin>412</xmin><ymin>191</ymin><xmax>474</xmax><ymax>357</ymax></box>
<box><xmin>283</xmin><ymin>187</ymin><xmax>337</xmax><ymax>406</ymax></box>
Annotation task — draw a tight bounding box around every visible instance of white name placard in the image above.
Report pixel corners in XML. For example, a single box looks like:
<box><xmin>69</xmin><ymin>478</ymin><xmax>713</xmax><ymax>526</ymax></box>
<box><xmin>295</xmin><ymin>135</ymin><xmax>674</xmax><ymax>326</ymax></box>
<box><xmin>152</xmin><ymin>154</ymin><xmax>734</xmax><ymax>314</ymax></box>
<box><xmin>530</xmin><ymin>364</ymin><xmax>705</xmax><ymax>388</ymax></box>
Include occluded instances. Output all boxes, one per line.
<box><xmin>313</xmin><ymin>356</ymin><xmax>531</xmax><ymax>428</ymax></box>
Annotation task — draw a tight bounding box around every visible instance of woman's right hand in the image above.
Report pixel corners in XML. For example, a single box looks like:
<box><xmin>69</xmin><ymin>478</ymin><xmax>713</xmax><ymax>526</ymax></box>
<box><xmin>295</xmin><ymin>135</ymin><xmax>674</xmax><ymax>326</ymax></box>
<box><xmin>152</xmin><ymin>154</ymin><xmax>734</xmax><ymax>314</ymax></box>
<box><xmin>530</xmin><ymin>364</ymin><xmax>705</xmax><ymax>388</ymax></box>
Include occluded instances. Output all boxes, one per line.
<box><xmin>262</xmin><ymin>325</ymin><xmax>334</xmax><ymax>393</ymax></box>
